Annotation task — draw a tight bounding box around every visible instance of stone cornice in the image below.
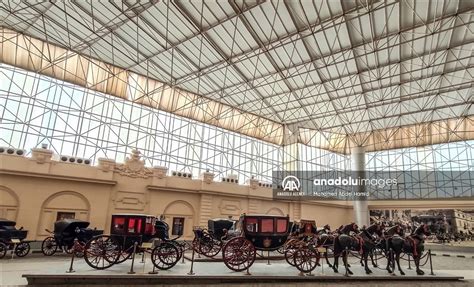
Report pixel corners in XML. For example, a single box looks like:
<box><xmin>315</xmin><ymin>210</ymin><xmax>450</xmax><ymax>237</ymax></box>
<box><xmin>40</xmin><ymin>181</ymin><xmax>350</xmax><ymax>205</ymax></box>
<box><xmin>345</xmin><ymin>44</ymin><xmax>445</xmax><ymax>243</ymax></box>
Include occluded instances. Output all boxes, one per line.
<box><xmin>0</xmin><ymin>170</ymin><xmax>117</xmax><ymax>185</ymax></box>
<box><xmin>146</xmin><ymin>185</ymin><xmax>352</xmax><ymax>209</ymax></box>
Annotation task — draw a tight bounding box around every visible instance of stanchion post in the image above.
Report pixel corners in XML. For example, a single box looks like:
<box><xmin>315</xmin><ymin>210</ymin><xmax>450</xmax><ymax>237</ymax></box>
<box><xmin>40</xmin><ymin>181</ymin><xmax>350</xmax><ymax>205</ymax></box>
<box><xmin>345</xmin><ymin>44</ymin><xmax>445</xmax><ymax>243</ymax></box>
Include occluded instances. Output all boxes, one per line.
<box><xmin>128</xmin><ymin>242</ymin><xmax>138</xmax><ymax>274</ymax></box>
<box><xmin>66</xmin><ymin>239</ymin><xmax>77</xmax><ymax>273</ymax></box>
<box><xmin>11</xmin><ymin>243</ymin><xmax>16</xmax><ymax>259</ymax></box>
<box><xmin>141</xmin><ymin>248</ymin><xmax>145</xmax><ymax>263</ymax></box>
<box><xmin>245</xmin><ymin>262</ymin><xmax>251</xmax><ymax>276</ymax></box>
<box><xmin>407</xmin><ymin>253</ymin><xmax>412</xmax><ymax>269</ymax></box>
<box><xmin>187</xmin><ymin>244</ymin><xmax>195</xmax><ymax>275</ymax></box>
<box><xmin>148</xmin><ymin>263</ymin><xmax>158</xmax><ymax>275</ymax></box>
<box><xmin>429</xmin><ymin>250</ymin><xmax>434</xmax><ymax>275</ymax></box>
<box><xmin>267</xmin><ymin>250</ymin><xmax>271</xmax><ymax>265</ymax></box>
<box><xmin>245</xmin><ymin>250</ymin><xmax>252</xmax><ymax>276</ymax></box>
<box><xmin>321</xmin><ymin>252</ymin><xmax>324</xmax><ymax>275</ymax></box>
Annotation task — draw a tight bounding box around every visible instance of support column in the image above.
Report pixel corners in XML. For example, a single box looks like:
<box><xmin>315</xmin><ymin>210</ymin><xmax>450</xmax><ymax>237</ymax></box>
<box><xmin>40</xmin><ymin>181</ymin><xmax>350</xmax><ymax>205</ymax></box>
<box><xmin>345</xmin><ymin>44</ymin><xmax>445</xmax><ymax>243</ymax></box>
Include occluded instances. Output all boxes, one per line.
<box><xmin>351</xmin><ymin>146</ymin><xmax>369</xmax><ymax>227</ymax></box>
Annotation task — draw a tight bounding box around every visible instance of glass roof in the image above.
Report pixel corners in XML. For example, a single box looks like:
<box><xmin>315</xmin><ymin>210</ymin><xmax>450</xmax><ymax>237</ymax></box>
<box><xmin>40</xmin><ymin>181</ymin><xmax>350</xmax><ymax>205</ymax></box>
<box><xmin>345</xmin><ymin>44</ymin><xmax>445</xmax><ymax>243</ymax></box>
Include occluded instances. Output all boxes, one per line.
<box><xmin>1</xmin><ymin>0</ymin><xmax>472</xmax><ymax>152</ymax></box>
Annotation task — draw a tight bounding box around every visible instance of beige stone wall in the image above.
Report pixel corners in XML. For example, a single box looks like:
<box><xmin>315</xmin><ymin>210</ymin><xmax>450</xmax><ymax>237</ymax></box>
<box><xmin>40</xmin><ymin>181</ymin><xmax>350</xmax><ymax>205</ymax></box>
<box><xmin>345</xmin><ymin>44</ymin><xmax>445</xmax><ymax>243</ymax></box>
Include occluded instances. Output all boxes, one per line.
<box><xmin>0</xmin><ymin>149</ymin><xmax>352</xmax><ymax>240</ymax></box>
<box><xmin>1</xmin><ymin>149</ymin><xmax>472</xmax><ymax>241</ymax></box>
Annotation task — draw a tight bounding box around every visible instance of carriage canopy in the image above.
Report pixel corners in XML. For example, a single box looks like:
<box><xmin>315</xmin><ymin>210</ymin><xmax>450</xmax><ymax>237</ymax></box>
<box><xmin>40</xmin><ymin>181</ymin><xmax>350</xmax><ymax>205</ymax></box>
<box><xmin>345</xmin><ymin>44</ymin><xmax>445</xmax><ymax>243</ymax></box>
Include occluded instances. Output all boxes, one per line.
<box><xmin>0</xmin><ymin>219</ymin><xmax>16</xmax><ymax>227</ymax></box>
<box><xmin>299</xmin><ymin>219</ymin><xmax>317</xmax><ymax>235</ymax></box>
<box><xmin>54</xmin><ymin>219</ymin><xmax>90</xmax><ymax>234</ymax></box>
<box><xmin>154</xmin><ymin>220</ymin><xmax>169</xmax><ymax>239</ymax></box>
<box><xmin>208</xmin><ymin>218</ymin><xmax>235</xmax><ymax>239</ymax></box>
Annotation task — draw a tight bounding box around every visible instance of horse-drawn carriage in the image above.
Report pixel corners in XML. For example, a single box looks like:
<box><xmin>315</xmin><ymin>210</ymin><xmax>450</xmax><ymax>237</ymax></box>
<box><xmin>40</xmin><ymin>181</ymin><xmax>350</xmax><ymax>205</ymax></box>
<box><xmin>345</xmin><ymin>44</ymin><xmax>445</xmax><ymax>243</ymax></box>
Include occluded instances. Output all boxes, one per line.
<box><xmin>217</xmin><ymin>214</ymin><xmax>319</xmax><ymax>273</ymax></box>
<box><xmin>41</xmin><ymin>219</ymin><xmax>103</xmax><ymax>256</ymax></box>
<box><xmin>83</xmin><ymin>214</ymin><xmax>181</xmax><ymax>270</ymax></box>
<box><xmin>192</xmin><ymin>218</ymin><xmax>235</xmax><ymax>257</ymax></box>
<box><xmin>280</xmin><ymin>219</ymin><xmax>323</xmax><ymax>273</ymax></box>
<box><xmin>0</xmin><ymin>219</ymin><xmax>30</xmax><ymax>258</ymax></box>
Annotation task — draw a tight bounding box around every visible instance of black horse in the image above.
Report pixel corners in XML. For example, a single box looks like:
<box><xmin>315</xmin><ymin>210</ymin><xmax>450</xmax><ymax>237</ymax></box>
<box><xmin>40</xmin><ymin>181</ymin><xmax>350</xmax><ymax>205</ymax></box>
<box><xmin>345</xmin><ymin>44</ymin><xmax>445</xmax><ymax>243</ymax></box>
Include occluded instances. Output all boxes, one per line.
<box><xmin>384</xmin><ymin>223</ymin><xmax>431</xmax><ymax>275</ymax></box>
<box><xmin>357</xmin><ymin>223</ymin><xmax>385</xmax><ymax>272</ymax></box>
<box><xmin>376</xmin><ymin>224</ymin><xmax>404</xmax><ymax>273</ymax></box>
<box><xmin>316</xmin><ymin>224</ymin><xmax>336</xmax><ymax>267</ymax></box>
<box><xmin>332</xmin><ymin>223</ymin><xmax>360</xmax><ymax>274</ymax></box>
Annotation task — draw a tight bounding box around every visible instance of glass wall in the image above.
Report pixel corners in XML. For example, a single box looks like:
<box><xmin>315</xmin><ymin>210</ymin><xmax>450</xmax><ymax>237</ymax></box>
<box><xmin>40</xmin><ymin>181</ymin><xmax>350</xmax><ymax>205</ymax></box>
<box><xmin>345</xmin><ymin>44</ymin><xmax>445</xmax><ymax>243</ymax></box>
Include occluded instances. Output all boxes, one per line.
<box><xmin>366</xmin><ymin>142</ymin><xmax>474</xmax><ymax>198</ymax></box>
<box><xmin>0</xmin><ymin>64</ymin><xmax>281</xmax><ymax>183</ymax></box>
<box><xmin>1</xmin><ymin>63</ymin><xmax>473</xmax><ymax>198</ymax></box>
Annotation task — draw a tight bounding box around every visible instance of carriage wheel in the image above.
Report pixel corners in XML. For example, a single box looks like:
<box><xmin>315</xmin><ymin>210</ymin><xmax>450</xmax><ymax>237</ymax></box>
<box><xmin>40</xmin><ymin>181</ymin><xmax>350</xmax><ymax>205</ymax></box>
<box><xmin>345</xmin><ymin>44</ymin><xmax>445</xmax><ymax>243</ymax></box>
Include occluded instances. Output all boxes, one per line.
<box><xmin>41</xmin><ymin>237</ymin><xmax>58</xmax><ymax>256</ymax></box>
<box><xmin>199</xmin><ymin>234</ymin><xmax>222</xmax><ymax>258</ymax></box>
<box><xmin>84</xmin><ymin>235</ymin><xmax>120</xmax><ymax>270</ymax></box>
<box><xmin>151</xmin><ymin>242</ymin><xmax>180</xmax><ymax>270</ymax></box>
<box><xmin>170</xmin><ymin>241</ymin><xmax>185</xmax><ymax>260</ymax></box>
<box><xmin>284</xmin><ymin>246</ymin><xmax>297</xmax><ymax>266</ymax></box>
<box><xmin>222</xmin><ymin>237</ymin><xmax>256</xmax><ymax>272</ymax></box>
<box><xmin>14</xmin><ymin>242</ymin><xmax>30</xmax><ymax>257</ymax></box>
<box><xmin>293</xmin><ymin>247</ymin><xmax>320</xmax><ymax>273</ymax></box>
<box><xmin>0</xmin><ymin>242</ymin><xmax>7</xmax><ymax>259</ymax></box>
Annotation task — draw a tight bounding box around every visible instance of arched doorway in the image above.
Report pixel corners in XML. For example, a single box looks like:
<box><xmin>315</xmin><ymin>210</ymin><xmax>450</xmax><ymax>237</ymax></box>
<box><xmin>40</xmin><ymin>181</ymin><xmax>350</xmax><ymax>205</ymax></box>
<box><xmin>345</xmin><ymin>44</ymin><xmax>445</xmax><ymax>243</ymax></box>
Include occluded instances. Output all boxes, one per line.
<box><xmin>38</xmin><ymin>191</ymin><xmax>90</xmax><ymax>237</ymax></box>
<box><xmin>0</xmin><ymin>186</ymin><xmax>19</xmax><ymax>220</ymax></box>
<box><xmin>162</xmin><ymin>200</ymin><xmax>195</xmax><ymax>239</ymax></box>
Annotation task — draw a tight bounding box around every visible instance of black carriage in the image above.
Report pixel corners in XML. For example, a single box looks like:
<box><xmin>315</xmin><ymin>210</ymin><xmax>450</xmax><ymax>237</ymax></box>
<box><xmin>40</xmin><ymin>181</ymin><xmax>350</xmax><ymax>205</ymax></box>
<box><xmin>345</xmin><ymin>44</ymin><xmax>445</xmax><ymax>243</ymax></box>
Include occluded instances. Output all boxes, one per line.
<box><xmin>41</xmin><ymin>219</ymin><xmax>103</xmax><ymax>256</ymax></box>
<box><xmin>84</xmin><ymin>214</ymin><xmax>180</xmax><ymax>270</ymax></box>
<box><xmin>0</xmin><ymin>219</ymin><xmax>30</xmax><ymax>258</ymax></box>
<box><xmin>193</xmin><ymin>218</ymin><xmax>235</xmax><ymax>257</ymax></box>
<box><xmin>221</xmin><ymin>214</ymin><xmax>291</xmax><ymax>271</ymax></box>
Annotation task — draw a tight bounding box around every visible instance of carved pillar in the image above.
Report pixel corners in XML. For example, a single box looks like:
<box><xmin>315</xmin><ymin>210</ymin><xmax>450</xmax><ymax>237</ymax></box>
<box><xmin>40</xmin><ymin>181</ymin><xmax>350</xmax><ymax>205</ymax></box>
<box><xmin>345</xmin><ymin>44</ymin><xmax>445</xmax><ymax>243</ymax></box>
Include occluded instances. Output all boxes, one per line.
<box><xmin>292</xmin><ymin>201</ymin><xmax>301</xmax><ymax>221</ymax></box>
<box><xmin>199</xmin><ymin>194</ymin><xmax>213</xmax><ymax>226</ymax></box>
<box><xmin>248</xmin><ymin>199</ymin><xmax>260</xmax><ymax>214</ymax></box>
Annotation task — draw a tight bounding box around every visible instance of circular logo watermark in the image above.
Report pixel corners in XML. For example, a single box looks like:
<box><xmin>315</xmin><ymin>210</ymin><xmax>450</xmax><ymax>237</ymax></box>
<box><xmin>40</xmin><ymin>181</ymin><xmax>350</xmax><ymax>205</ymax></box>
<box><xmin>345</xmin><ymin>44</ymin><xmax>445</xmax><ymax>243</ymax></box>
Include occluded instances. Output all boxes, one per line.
<box><xmin>282</xmin><ymin>175</ymin><xmax>301</xmax><ymax>192</ymax></box>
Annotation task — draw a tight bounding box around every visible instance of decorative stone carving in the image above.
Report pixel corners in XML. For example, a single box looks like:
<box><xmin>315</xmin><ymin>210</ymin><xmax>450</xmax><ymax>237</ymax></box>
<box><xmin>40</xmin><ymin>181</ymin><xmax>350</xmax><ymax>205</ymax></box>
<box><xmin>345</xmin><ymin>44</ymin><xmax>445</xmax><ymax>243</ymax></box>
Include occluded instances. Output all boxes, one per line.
<box><xmin>249</xmin><ymin>177</ymin><xmax>259</xmax><ymax>189</ymax></box>
<box><xmin>31</xmin><ymin>148</ymin><xmax>53</xmax><ymax>164</ymax></box>
<box><xmin>113</xmin><ymin>191</ymin><xmax>146</xmax><ymax>211</ymax></box>
<box><xmin>201</xmin><ymin>171</ymin><xmax>215</xmax><ymax>184</ymax></box>
<box><xmin>114</xmin><ymin>150</ymin><xmax>152</xmax><ymax>178</ymax></box>
<box><xmin>153</xmin><ymin>166</ymin><xmax>168</xmax><ymax>179</ymax></box>
<box><xmin>98</xmin><ymin>158</ymin><xmax>116</xmax><ymax>172</ymax></box>
<box><xmin>218</xmin><ymin>200</ymin><xmax>241</xmax><ymax>216</ymax></box>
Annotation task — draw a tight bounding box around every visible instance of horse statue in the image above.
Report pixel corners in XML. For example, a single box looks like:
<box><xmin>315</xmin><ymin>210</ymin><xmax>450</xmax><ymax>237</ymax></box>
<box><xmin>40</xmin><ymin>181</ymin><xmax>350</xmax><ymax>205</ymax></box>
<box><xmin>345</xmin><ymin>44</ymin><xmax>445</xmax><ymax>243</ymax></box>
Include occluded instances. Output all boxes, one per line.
<box><xmin>315</xmin><ymin>224</ymin><xmax>337</xmax><ymax>267</ymax></box>
<box><xmin>384</xmin><ymin>223</ymin><xmax>431</xmax><ymax>275</ymax></box>
<box><xmin>332</xmin><ymin>223</ymin><xmax>360</xmax><ymax>274</ymax></box>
